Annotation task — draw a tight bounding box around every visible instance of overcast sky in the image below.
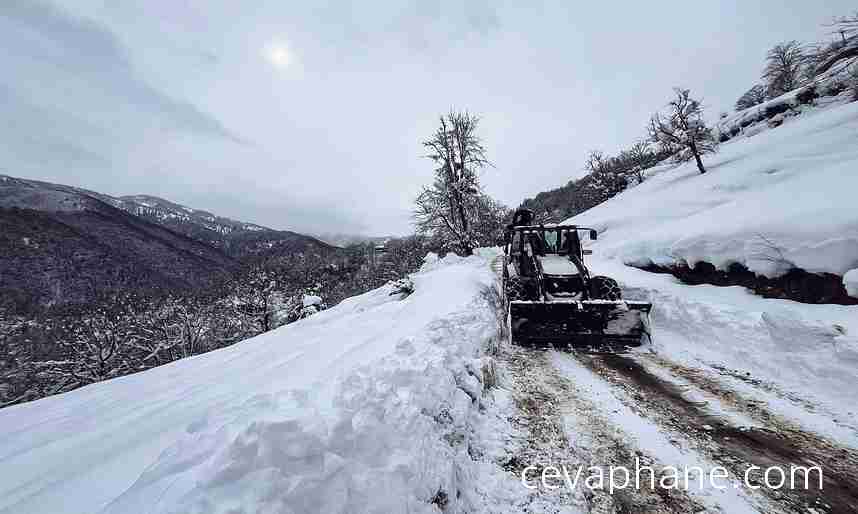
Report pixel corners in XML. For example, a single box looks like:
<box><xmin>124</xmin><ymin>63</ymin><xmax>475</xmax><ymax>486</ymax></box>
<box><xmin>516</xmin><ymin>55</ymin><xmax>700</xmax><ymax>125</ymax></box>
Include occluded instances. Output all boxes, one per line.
<box><xmin>1</xmin><ymin>1</ymin><xmax>853</xmax><ymax>235</ymax></box>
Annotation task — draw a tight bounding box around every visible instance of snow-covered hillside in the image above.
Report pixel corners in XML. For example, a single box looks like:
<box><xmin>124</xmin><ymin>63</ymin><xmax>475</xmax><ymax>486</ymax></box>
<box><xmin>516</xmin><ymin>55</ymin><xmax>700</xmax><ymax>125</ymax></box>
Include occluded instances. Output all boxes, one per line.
<box><xmin>565</xmin><ymin>100</ymin><xmax>858</xmax><ymax>282</ymax></box>
<box><xmin>0</xmin><ymin>254</ymin><xmax>501</xmax><ymax>514</ymax></box>
<box><xmin>561</xmin><ymin>99</ymin><xmax>858</xmax><ymax>438</ymax></box>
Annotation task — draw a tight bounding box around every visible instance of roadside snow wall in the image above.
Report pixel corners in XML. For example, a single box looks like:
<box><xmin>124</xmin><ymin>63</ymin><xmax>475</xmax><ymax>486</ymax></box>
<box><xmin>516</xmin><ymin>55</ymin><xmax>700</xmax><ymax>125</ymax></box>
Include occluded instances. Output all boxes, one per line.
<box><xmin>0</xmin><ymin>252</ymin><xmax>502</xmax><ymax>514</ymax></box>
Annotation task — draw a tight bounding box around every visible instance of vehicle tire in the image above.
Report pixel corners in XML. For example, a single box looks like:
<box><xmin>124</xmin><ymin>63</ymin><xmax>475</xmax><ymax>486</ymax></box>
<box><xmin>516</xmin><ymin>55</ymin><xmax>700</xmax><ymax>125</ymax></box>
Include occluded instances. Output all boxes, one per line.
<box><xmin>589</xmin><ymin>275</ymin><xmax>622</xmax><ymax>301</ymax></box>
<box><xmin>505</xmin><ymin>276</ymin><xmax>527</xmax><ymax>304</ymax></box>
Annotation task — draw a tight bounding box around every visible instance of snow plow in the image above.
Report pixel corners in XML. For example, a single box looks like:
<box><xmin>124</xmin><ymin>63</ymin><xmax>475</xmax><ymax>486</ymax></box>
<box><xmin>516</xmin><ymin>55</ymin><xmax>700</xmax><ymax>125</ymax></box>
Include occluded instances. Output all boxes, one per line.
<box><xmin>502</xmin><ymin>209</ymin><xmax>652</xmax><ymax>350</ymax></box>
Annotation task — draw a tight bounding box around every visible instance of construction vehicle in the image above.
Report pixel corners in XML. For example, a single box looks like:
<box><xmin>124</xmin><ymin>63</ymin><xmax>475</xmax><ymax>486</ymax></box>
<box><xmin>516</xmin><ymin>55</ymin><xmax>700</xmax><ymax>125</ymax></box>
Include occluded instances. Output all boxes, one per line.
<box><xmin>502</xmin><ymin>209</ymin><xmax>652</xmax><ymax>350</ymax></box>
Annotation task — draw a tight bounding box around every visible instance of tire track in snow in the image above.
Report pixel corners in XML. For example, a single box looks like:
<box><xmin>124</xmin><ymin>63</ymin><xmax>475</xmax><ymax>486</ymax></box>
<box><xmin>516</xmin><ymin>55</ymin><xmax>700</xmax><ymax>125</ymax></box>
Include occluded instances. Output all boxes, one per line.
<box><xmin>640</xmin><ymin>353</ymin><xmax>858</xmax><ymax>447</ymax></box>
<box><xmin>635</xmin><ymin>354</ymin><xmax>858</xmax><ymax>509</ymax></box>
<box><xmin>501</xmin><ymin>344</ymin><xmax>706</xmax><ymax>513</ymax></box>
<box><xmin>578</xmin><ymin>353</ymin><xmax>858</xmax><ymax>514</ymax></box>
<box><xmin>705</xmin><ymin>361</ymin><xmax>858</xmax><ymax>441</ymax></box>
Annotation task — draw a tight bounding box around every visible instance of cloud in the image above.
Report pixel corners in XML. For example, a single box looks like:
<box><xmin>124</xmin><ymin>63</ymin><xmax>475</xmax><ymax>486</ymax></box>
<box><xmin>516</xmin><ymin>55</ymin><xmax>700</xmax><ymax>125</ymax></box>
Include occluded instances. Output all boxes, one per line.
<box><xmin>0</xmin><ymin>0</ymin><xmax>244</xmax><ymax>158</ymax></box>
<box><xmin>7</xmin><ymin>0</ymin><xmax>852</xmax><ymax>239</ymax></box>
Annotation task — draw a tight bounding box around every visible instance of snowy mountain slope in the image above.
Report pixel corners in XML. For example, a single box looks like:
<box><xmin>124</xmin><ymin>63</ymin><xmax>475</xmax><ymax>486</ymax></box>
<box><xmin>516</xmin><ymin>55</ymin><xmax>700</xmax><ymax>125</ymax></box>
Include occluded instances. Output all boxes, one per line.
<box><xmin>0</xmin><ymin>254</ymin><xmax>500</xmax><ymax>514</ymax></box>
<box><xmin>564</xmin><ymin>100</ymin><xmax>858</xmax><ymax>281</ymax></box>
<box><xmin>0</xmin><ymin>176</ymin><xmax>238</xmax><ymax>305</ymax></box>
<box><xmin>555</xmin><ymin>99</ymin><xmax>858</xmax><ymax>456</ymax></box>
<box><xmin>112</xmin><ymin>194</ymin><xmax>270</xmax><ymax>234</ymax></box>
<box><xmin>0</xmin><ymin>174</ymin><xmax>334</xmax><ymax>260</ymax></box>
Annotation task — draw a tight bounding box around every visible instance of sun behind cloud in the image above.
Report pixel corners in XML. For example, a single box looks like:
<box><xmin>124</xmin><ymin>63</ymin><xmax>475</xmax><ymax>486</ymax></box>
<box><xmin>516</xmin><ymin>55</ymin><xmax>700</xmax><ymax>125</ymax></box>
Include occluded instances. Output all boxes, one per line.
<box><xmin>264</xmin><ymin>41</ymin><xmax>292</xmax><ymax>69</ymax></box>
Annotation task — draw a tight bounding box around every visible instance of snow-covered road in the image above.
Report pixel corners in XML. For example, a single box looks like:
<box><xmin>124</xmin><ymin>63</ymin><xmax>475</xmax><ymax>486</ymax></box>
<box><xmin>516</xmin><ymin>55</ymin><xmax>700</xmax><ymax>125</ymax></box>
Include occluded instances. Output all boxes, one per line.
<box><xmin>479</xmin><ymin>257</ymin><xmax>858</xmax><ymax>514</ymax></box>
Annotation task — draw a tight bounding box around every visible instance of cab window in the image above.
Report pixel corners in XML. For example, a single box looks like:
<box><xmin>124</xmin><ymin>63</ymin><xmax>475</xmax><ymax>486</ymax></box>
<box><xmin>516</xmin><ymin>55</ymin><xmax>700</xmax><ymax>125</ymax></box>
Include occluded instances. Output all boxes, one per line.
<box><xmin>544</xmin><ymin>230</ymin><xmax>558</xmax><ymax>251</ymax></box>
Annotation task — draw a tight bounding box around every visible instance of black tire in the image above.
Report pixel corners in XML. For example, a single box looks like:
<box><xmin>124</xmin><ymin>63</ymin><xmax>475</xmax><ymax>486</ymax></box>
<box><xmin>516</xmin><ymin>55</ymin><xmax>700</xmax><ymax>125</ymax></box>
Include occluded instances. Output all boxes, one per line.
<box><xmin>589</xmin><ymin>275</ymin><xmax>622</xmax><ymax>301</ymax></box>
<box><xmin>505</xmin><ymin>276</ymin><xmax>526</xmax><ymax>303</ymax></box>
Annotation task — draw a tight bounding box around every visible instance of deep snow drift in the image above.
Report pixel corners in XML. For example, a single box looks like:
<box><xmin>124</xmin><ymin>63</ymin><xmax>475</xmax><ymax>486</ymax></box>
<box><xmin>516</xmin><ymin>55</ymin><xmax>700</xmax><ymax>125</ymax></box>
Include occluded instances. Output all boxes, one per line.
<box><xmin>565</xmin><ymin>100</ymin><xmax>858</xmax><ymax>281</ymax></box>
<box><xmin>0</xmin><ymin>253</ymin><xmax>500</xmax><ymax>514</ymax></box>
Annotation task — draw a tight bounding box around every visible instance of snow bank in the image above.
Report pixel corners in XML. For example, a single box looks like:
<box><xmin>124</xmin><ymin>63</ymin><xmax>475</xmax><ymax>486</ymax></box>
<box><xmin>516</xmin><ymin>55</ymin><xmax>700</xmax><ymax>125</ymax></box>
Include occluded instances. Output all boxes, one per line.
<box><xmin>0</xmin><ymin>255</ymin><xmax>500</xmax><ymax>514</ymax></box>
<box><xmin>565</xmin><ymin>100</ymin><xmax>858</xmax><ymax>278</ymax></box>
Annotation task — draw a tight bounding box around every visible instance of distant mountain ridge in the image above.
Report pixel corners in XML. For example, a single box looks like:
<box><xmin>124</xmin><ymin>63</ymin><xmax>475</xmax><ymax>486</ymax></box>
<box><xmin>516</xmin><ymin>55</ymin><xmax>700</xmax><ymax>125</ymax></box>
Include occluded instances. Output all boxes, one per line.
<box><xmin>0</xmin><ymin>174</ymin><xmax>334</xmax><ymax>258</ymax></box>
<box><xmin>112</xmin><ymin>194</ymin><xmax>270</xmax><ymax>235</ymax></box>
<box><xmin>98</xmin><ymin>192</ymin><xmax>335</xmax><ymax>258</ymax></box>
<box><xmin>0</xmin><ymin>174</ymin><xmax>336</xmax><ymax>310</ymax></box>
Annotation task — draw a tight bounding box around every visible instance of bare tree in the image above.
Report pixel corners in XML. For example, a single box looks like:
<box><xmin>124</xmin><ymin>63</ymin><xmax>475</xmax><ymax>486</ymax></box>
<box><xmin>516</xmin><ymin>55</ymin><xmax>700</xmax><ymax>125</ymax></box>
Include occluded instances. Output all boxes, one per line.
<box><xmin>762</xmin><ymin>41</ymin><xmax>806</xmax><ymax>98</ymax></box>
<box><xmin>584</xmin><ymin>150</ymin><xmax>609</xmax><ymax>174</ymax></box>
<box><xmin>621</xmin><ymin>141</ymin><xmax>660</xmax><ymax>183</ymax></box>
<box><xmin>649</xmin><ymin>88</ymin><xmax>717</xmax><ymax>174</ymax></box>
<box><xmin>414</xmin><ymin>111</ymin><xmax>491</xmax><ymax>256</ymax></box>
<box><xmin>131</xmin><ymin>295</ymin><xmax>217</xmax><ymax>364</ymax></box>
<box><xmin>469</xmin><ymin>195</ymin><xmax>511</xmax><ymax>247</ymax></box>
<box><xmin>735</xmin><ymin>84</ymin><xmax>768</xmax><ymax>111</ymax></box>
<box><xmin>231</xmin><ymin>266</ymin><xmax>287</xmax><ymax>336</ymax></box>
<box><xmin>39</xmin><ymin>297</ymin><xmax>144</xmax><ymax>388</ymax></box>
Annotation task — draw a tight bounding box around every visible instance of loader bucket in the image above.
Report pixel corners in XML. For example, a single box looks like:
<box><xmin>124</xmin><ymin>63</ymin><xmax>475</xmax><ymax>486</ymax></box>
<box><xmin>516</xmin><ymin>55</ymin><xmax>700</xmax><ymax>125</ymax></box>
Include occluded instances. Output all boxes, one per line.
<box><xmin>509</xmin><ymin>300</ymin><xmax>652</xmax><ymax>351</ymax></box>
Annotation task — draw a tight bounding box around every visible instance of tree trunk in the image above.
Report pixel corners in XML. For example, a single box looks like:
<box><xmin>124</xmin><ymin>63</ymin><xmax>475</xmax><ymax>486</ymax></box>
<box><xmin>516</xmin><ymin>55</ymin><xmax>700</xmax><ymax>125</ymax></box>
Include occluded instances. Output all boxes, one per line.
<box><xmin>689</xmin><ymin>142</ymin><xmax>706</xmax><ymax>174</ymax></box>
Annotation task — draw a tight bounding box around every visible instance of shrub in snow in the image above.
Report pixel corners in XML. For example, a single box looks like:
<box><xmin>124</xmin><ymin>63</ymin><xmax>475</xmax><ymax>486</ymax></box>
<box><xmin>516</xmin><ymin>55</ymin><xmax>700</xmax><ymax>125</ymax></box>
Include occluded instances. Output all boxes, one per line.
<box><xmin>230</xmin><ymin>266</ymin><xmax>293</xmax><ymax>334</ymax></box>
<box><xmin>822</xmin><ymin>80</ymin><xmax>848</xmax><ymax>97</ymax></box>
<box><xmin>764</xmin><ymin>101</ymin><xmax>793</xmax><ymax>119</ymax></box>
<box><xmin>388</xmin><ymin>277</ymin><xmax>415</xmax><ymax>298</ymax></box>
<box><xmin>280</xmin><ymin>287</ymin><xmax>328</xmax><ymax>324</ymax></box>
<box><xmin>302</xmin><ymin>294</ymin><xmax>323</xmax><ymax>308</ymax></box>
<box><xmin>767</xmin><ymin>112</ymin><xmax>787</xmax><ymax>128</ymax></box>
<box><xmin>735</xmin><ymin>84</ymin><xmax>767</xmax><ymax>111</ymax></box>
<box><xmin>795</xmin><ymin>84</ymin><xmax>819</xmax><ymax>105</ymax></box>
<box><xmin>298</xmin><ymin>293</ymin><xmax>326</xmax><ymax>318</ymax></box>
